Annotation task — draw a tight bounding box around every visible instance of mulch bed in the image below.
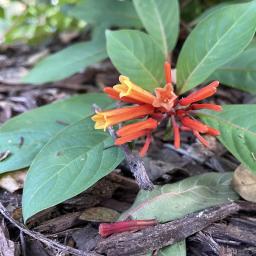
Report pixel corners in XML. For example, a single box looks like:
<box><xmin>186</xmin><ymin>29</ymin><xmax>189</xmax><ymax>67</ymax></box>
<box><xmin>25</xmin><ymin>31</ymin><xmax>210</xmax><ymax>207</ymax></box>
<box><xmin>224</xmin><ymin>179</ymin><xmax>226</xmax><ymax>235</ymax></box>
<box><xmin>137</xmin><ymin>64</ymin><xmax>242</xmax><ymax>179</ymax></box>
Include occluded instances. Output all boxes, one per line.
<box><xmin>0</xmin><ymin>43</ymin><xmax>255</xmax><ymax>256</ymax></box>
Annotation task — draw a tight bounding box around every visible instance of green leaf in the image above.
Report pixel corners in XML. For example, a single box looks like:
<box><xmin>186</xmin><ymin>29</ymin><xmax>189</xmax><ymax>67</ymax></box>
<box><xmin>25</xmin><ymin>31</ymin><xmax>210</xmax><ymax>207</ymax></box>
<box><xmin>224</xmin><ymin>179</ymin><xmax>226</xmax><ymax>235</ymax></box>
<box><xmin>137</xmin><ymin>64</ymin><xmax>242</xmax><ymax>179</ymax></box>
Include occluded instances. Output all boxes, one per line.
<box><xmin>200</xmin><ymin>105</ymin><xmax>256</xmax><ymax>175</ymax></box>
<box><xmin>106</xmin><ymin>30</ymin><xmax>165</xmax><ymax>91</ymax></box>
<box><xmin>0</xmin><ymin>7</ymin><xmax>4</xmax><ymax>18</ymax></box>
<box><xmin>145</xmin><ymin>241</ymin><xmax>186</xmax><ymax>256</ymax></box>
<box><xmin>191</xmin><ymin>3</ymin><xmax>230</xmax><ymax>26</ymax></box>
<box><xmin>69</xmin><ymin>0</ymin><xmax>142</xmax><ymax>28</ymax></box>
<box><xmin>0</xmin><ymin>93</ymin><xmax>112</xmax><ymax>174</ymax></box>
<box><xmin>22</xmin><ymin>118</ymin><xmax>124</xmax><ymax>222</ymax></box>
<box><xmin>176</xmin><ymin>1</ymin><xmax>256</xmax><ymax>94</ymax></box>
<box><xmin>120</xmin><ymin>172</ymin><xmax>238</xmax><ymax>222</ymax></box>
<box><xmin>133</xmin><ymin>0</ymin><xmax>179</xmax><ymax>57</ymax></box>
<box><xmin>23</xmin><ymin>38</ymin><xmax>107</xmax><ymax>84</ymax></box>
<box><xmin>208</xmin><ymin>46</ymin><xmax>256</xmax><ymax>94</ymax></box>
<box><xmin>158</xmin><ymin>241</ymin><xmax>186</xmax><ymax>256</ymax></box>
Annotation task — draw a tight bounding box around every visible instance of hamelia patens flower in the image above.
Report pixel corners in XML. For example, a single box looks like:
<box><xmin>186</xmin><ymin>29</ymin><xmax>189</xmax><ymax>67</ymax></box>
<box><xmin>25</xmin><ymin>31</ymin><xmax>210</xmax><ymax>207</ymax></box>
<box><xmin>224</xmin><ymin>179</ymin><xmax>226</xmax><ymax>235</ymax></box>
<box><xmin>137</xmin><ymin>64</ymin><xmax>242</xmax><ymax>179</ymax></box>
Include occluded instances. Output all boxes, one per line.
<box><xmin>92</xmin><ymin>61</ymin><xmax>222</xmax><ymax>156</ymax></box>
<box><xmin>99</xmin><ymin>219</ymin><xmax>157</xmax><ymax>237</ymax></box>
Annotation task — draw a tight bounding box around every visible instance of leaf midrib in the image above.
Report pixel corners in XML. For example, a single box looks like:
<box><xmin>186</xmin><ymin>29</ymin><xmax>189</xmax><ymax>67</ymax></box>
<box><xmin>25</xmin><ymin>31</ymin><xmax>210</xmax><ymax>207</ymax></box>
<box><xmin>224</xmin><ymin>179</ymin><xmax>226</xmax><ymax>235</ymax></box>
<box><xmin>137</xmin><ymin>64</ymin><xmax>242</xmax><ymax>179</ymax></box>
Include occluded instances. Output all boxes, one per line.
<box><xmin>110</xmin><ymin>33</ymin><xmax>159</xmax><ymax>85</ymax></box>
<box><xmin>201</xmin><ymin>112</ymin><xmax>256</xmax><ymax>136</ymax></box>
<box><xmin>151</xmin><ymin>0</ymin><xmax>168</xmax><ymax>58</ymax></box>
<box><xmin>25</xmin><ymin>137</ymin><xmax>109</xmax><ymax>207</ymax></box>
<box><xmin>179</xmin><ymin>4</ymin><xmax>253</xmax><ymax>93</ymax></box>
<box><xmin>122</xmin><ymin>184</ymin><xmax>229</xmax><ymax>218</ymax></box>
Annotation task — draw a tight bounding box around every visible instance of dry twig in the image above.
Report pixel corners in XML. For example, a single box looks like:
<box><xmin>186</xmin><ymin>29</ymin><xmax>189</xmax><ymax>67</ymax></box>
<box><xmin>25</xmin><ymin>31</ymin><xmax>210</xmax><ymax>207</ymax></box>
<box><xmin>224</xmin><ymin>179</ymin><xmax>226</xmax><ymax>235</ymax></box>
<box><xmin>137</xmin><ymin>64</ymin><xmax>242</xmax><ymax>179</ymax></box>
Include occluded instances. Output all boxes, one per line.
<box><xmin>0</xmin><ymin>203</ymin><xmax>100</xmax><ymax>256</ymax></box>
<box><xmin>96</xmin><ymin>202</ymin><xmax>240</xmax><ymax>256</ymax></box>
<box><xmin>93</xmin><ymin>104</ymin><xmax>154</xmax><ymax>190</ymax></box>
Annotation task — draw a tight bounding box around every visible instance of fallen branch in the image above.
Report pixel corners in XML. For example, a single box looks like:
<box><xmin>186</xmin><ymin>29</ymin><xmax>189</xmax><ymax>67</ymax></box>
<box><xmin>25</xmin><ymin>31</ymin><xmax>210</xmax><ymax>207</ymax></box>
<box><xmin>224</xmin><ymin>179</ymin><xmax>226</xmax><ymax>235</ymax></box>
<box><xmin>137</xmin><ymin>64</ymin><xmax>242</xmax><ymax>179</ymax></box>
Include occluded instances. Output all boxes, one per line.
<box><xmin>93</xmin><ymin>104</ymin><xmax>153</xmax><ymax>190</ymax></box>
<box><xmin>95</xmin><ymin>202</ymin><xmax>240</xmax><ymax>256</ymax></box>
<box><xmin>0</xmin><ymin>203</ymin><xmax>100</xmax><ymax>256</ymax></box>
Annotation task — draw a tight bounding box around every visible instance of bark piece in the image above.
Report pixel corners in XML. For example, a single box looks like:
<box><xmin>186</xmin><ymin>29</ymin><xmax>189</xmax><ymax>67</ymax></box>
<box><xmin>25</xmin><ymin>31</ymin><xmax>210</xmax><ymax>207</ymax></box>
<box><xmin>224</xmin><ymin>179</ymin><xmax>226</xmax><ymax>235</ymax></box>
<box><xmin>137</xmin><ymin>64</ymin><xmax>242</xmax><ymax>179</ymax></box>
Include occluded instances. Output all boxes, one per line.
<box><xmin>96</xmin><ymin>202</ymin><xmax>239</xmax><ymax>256</ymax></box>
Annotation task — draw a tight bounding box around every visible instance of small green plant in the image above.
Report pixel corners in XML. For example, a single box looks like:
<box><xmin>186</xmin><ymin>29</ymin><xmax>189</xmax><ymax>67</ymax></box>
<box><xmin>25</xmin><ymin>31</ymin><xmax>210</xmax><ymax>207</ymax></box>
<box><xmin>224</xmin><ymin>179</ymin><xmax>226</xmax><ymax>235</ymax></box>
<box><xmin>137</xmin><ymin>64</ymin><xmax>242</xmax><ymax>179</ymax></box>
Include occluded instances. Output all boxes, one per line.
<box><xmin>1</xmin><ymin>0</ymin><xmax>256</xmax><ymax>254</ymax></box>
<box><xmin>0</xmin><ymin>0</ymin><xmax>82</xmax><ymax>45</ymax></box>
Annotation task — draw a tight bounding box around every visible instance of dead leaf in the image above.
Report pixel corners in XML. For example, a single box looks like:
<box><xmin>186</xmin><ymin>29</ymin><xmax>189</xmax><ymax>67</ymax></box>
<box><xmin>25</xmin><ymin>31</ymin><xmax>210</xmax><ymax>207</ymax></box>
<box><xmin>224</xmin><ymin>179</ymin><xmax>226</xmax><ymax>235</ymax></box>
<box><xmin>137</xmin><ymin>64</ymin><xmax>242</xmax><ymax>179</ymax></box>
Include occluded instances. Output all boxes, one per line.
<box><xmin>232</xmin><ymin>165</ymin><xmax>256</xmax><ymax>203</ymax></box>
<box><xmin>79</xmin><ymin>207</ymin><xmax>120</xmax><ymax>222</ymax></box>
<box><xmin>0</xmin><ymin>169</ymin><xmax>27</xmax><ymax>193</ymax></box>
<box><xmin>0</xmin><ymin>220</ymin><xmax>20</xmax><ymax>256</ymax></box>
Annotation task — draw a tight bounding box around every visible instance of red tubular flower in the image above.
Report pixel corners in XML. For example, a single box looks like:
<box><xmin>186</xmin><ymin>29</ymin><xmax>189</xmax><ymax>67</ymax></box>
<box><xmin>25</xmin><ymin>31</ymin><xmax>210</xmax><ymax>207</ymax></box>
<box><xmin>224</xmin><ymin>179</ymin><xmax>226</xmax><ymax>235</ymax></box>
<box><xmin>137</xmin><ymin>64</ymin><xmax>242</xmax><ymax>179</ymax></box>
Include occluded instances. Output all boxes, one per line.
<box><xmin>153</xmin><ymin>83</ymin><xmax>177</xmax><ymax>111</ymax></box>
<box><xmin>115</xmin><ymin>119</ymin><xmax>157</xmax><ymax>156</ymax></box>
<box><xmin>179</xmin><ymin>81</ymin><xmax>219</xmax><ymax>106</ymax></box>
<box><xmin>114</xmin><ymin>76</ymin><xmax>156</xmax><ymax>105</ymax></box>
<box><xmin>190</xmin><ymin>103</ymin><xmax>222</xmax><ymax>112</ymax></box>
<box><xmin>139</xmin><ymin>132</ymin><xmax>152</xmax><ymax>157</ymax></box>
<box><xmin>164</xmin><ymin>61</ymin><xmax>172</xmax><ymax>84</ymax></box>
<box><xmin>115</xmin><ymin>130</ymin><xmax>149</xmax><ymax>145</ymax></box>
<box><xmin>116</xmin><ymin>118</ymin><xmax>158</xmax><ymax>137</ymax></box>
<box><xmin>92</xmin><ymin>105</ymin><xmax>154</xmax><ymax>130</ymax></box>
<box><xmin>206</xmin><ymin>127</ymin><xmax>220</xmax><ymax>136</ymax></box>
<box><xmin>92</xmin><ymin>60</ymin><xmax>221</xmax><ymax>156</ymax></box>
<box><xmin>193</xmin><ymin>131</ymin><xmax>209</xmax><ymax>147</ymax></box>
<box><xmin>171</xmin><ymin>116</ymin><xmax>180</xmax><ymax>149</ymax></box>
<box><xmin>99</xmin><ymin>219</ymin><xmax>157</xmax><ymax>238</ymax></box>
<box><xmin>180</xmin><ymin>116</ymin><xmax>208</xmax><ymax>133</ymax></box>
<box><xmin>104</xmin><ymin>87</ymin><xmax>142</xmax><ymax>104</ymax></box>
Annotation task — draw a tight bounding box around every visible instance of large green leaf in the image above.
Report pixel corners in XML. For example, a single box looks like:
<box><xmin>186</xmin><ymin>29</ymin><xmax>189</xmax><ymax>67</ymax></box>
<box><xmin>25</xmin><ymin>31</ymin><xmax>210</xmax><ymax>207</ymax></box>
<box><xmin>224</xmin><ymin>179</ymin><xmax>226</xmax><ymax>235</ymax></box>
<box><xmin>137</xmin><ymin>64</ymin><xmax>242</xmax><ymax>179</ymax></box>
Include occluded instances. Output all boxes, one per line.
<box><xmin>106</xmin><ymin>30</ymin><xmax>165</xmax><ymax>91</ymax></box>
<box><xmin>120</xmin><ymin>172</ymin><xmax>238</xmax><ymax>222</ymax></box>
<box><xmin>200</xmin><ymin>105</ymin><xmax>256</xmax><ymax>175</ymax></box>
<box><xmin>192</xmin><ymin>3</ymin><xmax>230</xmax><ymax>26</ymax></box>
<box><xmin>23</xmin><ymin>38</ymin><xmax>107</xmax><ymax>84</ymax></box>
<box><xmin>208</xmin><ymin>46</ymin><xmax>256</xmax><ymax>94</ymax></box>
<box><xmin>133</xmin><ymin>0</ymin><xmax>179</xmax><ymax>57</ymax></box>
<box><xmin>68</xmin><ymin>0</ymin><xmax>142</xmax><ymax>28</ymax></box>
<box><xmin>176</xmin><ymin>1</ymin><xmax>256</xmax><ymax>94</ymax></box>
<box><xmin>22</xmin><ymin>118</ymin><xmax>124</xmax><ymax>222</ymax></box>
<box><xmin>0</xmin><ymin>93</ymin><xmax>112</xmax><ymax>174</ymax></box>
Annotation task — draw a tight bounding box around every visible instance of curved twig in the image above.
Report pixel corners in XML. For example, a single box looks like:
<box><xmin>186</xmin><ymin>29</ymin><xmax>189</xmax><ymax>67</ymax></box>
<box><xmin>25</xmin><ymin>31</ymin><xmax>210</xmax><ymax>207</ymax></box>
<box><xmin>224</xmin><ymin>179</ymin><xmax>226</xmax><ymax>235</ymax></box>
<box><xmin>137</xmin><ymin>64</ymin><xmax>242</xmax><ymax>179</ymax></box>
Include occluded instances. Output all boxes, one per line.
<box><xmin>0</xmin><ymin>203</ymin><xmax>100</xmax><ymax>256</ymax></box>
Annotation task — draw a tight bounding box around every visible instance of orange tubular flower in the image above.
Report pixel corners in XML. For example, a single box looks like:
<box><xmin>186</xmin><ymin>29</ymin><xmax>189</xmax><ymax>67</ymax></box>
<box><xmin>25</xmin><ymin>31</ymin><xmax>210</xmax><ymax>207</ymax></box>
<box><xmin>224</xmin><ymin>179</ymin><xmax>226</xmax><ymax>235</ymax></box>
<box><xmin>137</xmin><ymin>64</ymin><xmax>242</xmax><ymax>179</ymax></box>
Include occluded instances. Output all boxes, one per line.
<box><xmin>153</xmin><ymin>83</ymin><xmax>177</xmax><ymax>111</ymax></box>
<box><xmin>115</xmin><ymin>118</ymin><xmax>158</xmax><ymax>157</ymax></box>
<box><xmin>114</xmin><ymin>76</ymin><xmax>156</xmax><ymax>105</ymax></box>
<box><xmin>164</xmin><ymin>61</ymin><xmax>172</xmax><ymax>84</ymax></box>
<box><xmin>115</xmin><ymin>130</ymin><xmax>149</xmax><ymax>145</ymax></box>
<box><xmin>152</xmin><ymin>62</ymin><xmax>177</xmax><ymax>111</ymax></box>
<box><xmin>139</xmin><ymin>132</ymin><xmax>152</xmax><ymax>157</ymax></box>
<box><xmin>190</xmin><ymin>103</ymin><xmax>222</xmax><ymax>112</ymax></box>
<box><xmin>91</xmin><ymin>60</ymin><xmax>222</xmax><ymax>156</ymax></box>
<box><xmin>179</xmin><ymin>81</ymin><xmax>219</xmax><ymax>106</ymax></box>
<box><xmin>116</xmin><ymin>118</ymin><xmax>158</xmax><ymax>137</ymax></box>
<box><xmin>104</xmin><ymin>87</ymin><xmax>141</xmax><ymax>104</ymax></box>
<box><xmin>180</xmin><ymin>116</ymin><xmax>208</xmax><ymax>133</ymax></box>
<box><xmin>92</xmin><ymin>105</ymin><xmax>154</xmax><ymax>130</ymax></box>
<box><xmin>206</xmin><ymin>127</ymin><xmax>220</xmax><ymax>136</ymax></box>
<box><xmin>193</xmin><ymin>131</ymin><xmax>209</xmax><ymax>147</ymax></box>
<box><xmin>171</xmin><ymin>116</ymin><xmax>180</xmax><ymax>149</ymax></box>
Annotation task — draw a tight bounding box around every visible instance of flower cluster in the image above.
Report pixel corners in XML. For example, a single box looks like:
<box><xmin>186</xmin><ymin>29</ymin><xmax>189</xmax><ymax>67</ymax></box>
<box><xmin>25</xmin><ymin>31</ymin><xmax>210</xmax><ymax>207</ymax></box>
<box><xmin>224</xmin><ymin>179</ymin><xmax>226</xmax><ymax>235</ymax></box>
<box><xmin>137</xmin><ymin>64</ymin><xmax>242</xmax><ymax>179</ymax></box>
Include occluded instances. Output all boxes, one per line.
<box><xmin>92</xmin><ymin>62</ymin><xmax>222</xmax><ymax>157</ymax></box>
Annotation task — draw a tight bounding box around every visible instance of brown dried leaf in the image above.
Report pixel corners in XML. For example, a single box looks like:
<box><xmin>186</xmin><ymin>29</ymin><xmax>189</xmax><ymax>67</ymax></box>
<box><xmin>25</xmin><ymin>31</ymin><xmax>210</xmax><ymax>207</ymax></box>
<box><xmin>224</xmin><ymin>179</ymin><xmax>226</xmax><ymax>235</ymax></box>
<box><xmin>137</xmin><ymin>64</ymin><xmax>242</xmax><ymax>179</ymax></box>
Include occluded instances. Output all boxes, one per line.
<box><xmin>232</xmin><ymin>165</ymin><xmax>256</xmax><ymax>203</ymax></box>
<box><xmin>79</xmin><ymin>207</ymin><xmax>120</xmax><ymax>222</ymax></box>
<box><xmin>0</xmin><ymin>169</ymin><xmax>27</xmax><ymax>193</ymax></box>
